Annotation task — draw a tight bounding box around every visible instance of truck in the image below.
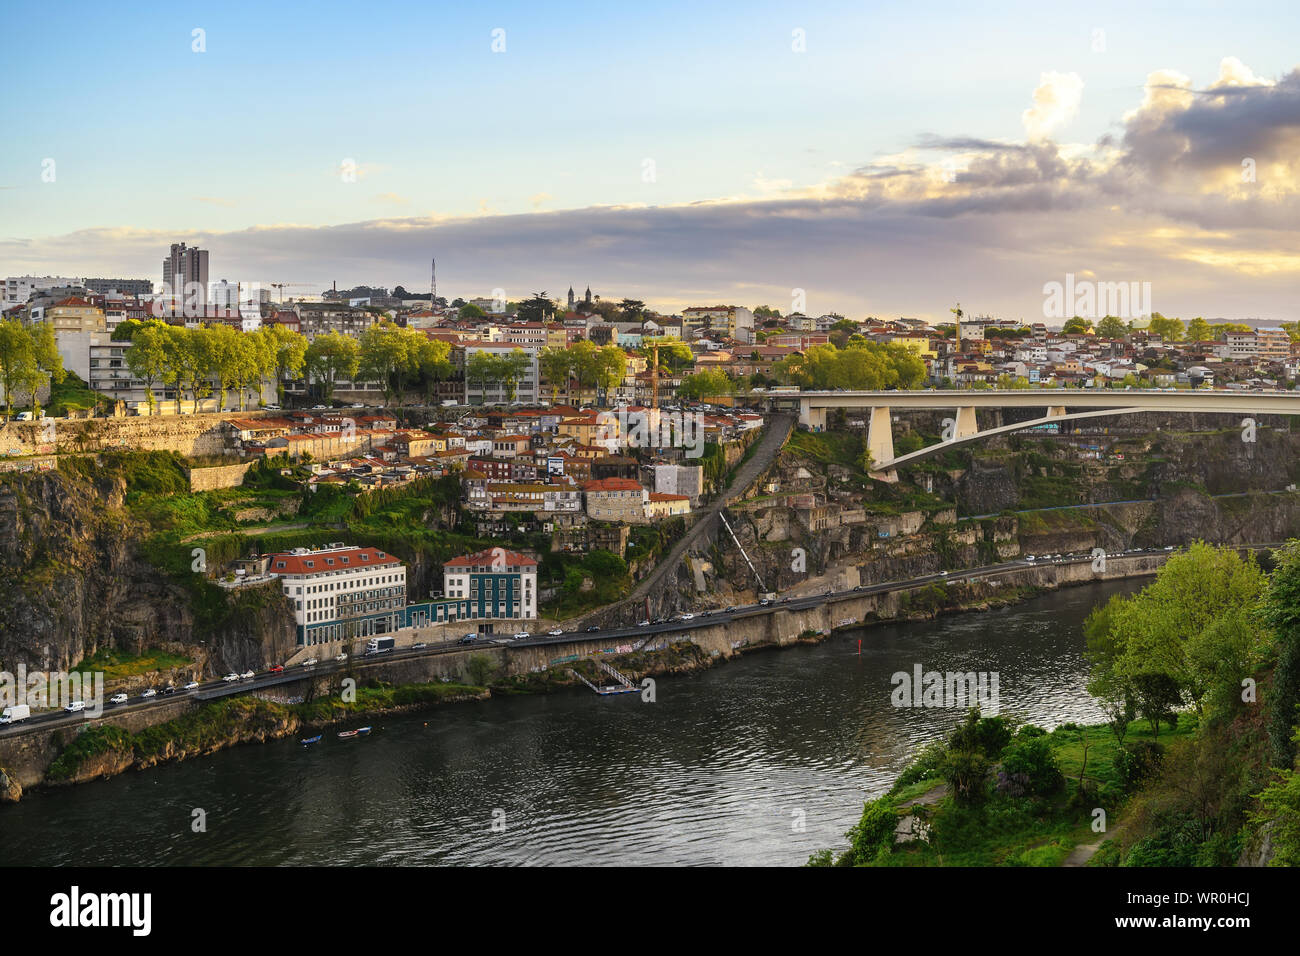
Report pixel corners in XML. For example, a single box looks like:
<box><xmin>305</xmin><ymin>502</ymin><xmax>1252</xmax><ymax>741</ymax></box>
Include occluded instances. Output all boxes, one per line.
<box><xmin>365</xmin><ymin>637</ymin><xmax>396</xmax><ymax>655</ymax></box>
<box><xmin>0</xmin><ymin>704</ymin><xmax>31</xmax><ymax>724</ymax></box>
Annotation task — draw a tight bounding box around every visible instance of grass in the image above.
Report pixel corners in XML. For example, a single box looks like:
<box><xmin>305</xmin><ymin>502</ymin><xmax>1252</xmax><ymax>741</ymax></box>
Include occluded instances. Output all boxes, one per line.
<box><xmin>854</xmin><ymin>716</ymin><xmax>1198</xmax><ymax>867</ymax></box>
<box><xmin>69</xmin><ymin>647</ymin><xmax>193</xmax><ymax>681</ymax></box>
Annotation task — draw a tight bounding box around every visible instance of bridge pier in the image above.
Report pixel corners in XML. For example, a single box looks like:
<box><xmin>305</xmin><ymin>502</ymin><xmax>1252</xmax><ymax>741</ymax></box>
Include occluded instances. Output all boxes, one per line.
<box><xmin>1046</xmin><ymin>405</ymin><xmax>1067</xmax><ymax>418</ymax></box>
<box><xmin>867</xmin><ymin>406</ymin><xmax>898</xmax><ymax>482</ymax></box>
<box><xmin>799</xmin><ymin>399</ymin><xmax>827</xmax><ymax>431</ymax></box>
<box><xmin>954</xmin><ymin>405</ymin><xmax>979</xmax><ymax>439</ymax></box>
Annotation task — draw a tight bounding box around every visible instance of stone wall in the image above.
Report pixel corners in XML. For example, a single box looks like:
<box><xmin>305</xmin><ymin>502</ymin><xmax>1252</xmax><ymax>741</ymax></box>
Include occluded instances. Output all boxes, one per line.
<box><xmin>187</xmin><ymin>461</ymin><xmax>257</xmax><ymax>492</ymax></box>
<box><xmin>0</xmin><ymin>410</ymin><xmax>260</xmax><ymax>460</ymax></box>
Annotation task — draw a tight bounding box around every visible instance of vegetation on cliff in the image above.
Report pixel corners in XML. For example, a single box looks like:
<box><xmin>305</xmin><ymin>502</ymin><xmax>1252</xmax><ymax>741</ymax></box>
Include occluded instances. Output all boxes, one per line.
<box><xmin>819</xmin><ymin>540</ymin><xmax>1300</xmax><ymax>867</ymax></box>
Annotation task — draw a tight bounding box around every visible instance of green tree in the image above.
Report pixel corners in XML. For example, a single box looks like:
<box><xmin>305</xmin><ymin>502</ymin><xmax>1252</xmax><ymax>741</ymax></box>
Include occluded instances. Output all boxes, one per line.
<box><xmin>260</xmin><ymin>324</ymin><xmax>308</xmax><ymax>405</ymax></box>
<box><xmin>1062</xmin><ymin>316</ymin><xmax>1093</xmax><ymax>335</ymax></box>
<box><xmin>124</xmin><ymin>321</ymin><xmax>172</xmax><ymax>413</ymax></box>
<box><xmin>1096</xmin><ymin>315</ymin><xmax>1128</xmax><ymax>338</ymax></box>
<box><xmin>304</xmin><ymin>331</ymin><xmax>360</xmax><ymax>404</ymax></box>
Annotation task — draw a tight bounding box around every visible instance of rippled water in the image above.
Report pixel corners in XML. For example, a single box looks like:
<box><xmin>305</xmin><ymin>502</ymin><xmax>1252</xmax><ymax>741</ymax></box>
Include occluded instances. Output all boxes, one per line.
<box><xmin>1</xmin><ymin>580</ymin><xmax>1137</xmax><ymax>866</ymax></box>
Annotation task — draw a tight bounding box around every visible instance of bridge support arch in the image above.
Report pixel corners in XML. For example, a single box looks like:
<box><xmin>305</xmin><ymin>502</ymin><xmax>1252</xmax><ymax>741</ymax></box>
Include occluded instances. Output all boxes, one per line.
<box><xmin>799</xmin><ymin>399</ymin><xmax>827</xmax><ymax>431</ymax></box>
<box><xmin>866</xmin><ymin>407</ymin><xmax>898</xmax><ymax>482</ymax></box>
<box><xmin>954</xmin><ymin>405</ymin><xmax>979</xmax><ymax>439</ymax></box>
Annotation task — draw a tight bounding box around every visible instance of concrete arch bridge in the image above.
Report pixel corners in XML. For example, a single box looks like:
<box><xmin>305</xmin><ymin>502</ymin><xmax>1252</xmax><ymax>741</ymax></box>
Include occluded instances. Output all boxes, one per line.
<box><xmin>790</xmin><ymin>389</ymin><xmax>1300</xmax><ymax>480</ymax></box>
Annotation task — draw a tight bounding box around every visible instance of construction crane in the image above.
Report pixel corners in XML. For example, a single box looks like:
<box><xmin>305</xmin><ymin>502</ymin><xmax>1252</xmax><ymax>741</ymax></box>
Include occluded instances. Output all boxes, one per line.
<box><xmin>270</xmin><ymin>282</ymin><xmax>312</xmax><ymax>304</ymax></box>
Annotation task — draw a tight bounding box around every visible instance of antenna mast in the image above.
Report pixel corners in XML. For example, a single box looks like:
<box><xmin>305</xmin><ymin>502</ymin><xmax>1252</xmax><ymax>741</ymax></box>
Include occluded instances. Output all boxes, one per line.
<box><xmin>430</xmin><ymin>257</ymin><xmax>437</xmax><ymax>310</ymax></box>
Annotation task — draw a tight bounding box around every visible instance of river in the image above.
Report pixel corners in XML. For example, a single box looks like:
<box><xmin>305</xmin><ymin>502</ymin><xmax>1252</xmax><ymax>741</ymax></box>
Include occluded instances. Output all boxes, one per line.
<box><xmin>1</xmin><ymin>580</ymin><xmax>1138</xmax><ymax>866</ymax></box>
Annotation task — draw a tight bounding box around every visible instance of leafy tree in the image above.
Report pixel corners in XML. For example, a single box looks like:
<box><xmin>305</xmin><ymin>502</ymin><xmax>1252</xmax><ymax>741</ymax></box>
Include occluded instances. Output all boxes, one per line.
<box><xmin>1260</xmin><ymin>542</ymin><xmax>1300</xmax><ymax>764</ymax></box>
<box><xmin>304</xmin><ymin>331</ymin><xmax>360</xmax><ymax>404</ymax></box>
<box><xmin>678</xmin><ymin>368</ymin><xmax>733</xmax><ymax>400</ymax></box>
<box><xmin>539</xmin><ymin>346</ymin><xmax>572</xmax><ymax>401</ymax></box>
<box><xmin>1148</xmin><ymin>313</ymin><xmax>1185</xmax><ymax>342</ymax></box>
<box><xmin>124</xmin><ymin>321</ymin><xmax>172</xmax><ymax>413</ymax></box>
<box><xmin>260</xmin><ymin>323</ymin><xmax>308</xmax><ymax>405</ymax></box>
<box><xmin>459</xmin><ymin>303</ymin><xmax>486</xmax><ymax>320</ymax></box>
<box><xmin>1096</xmin><ymin>315</ymin><xmax>1127</xmax><ymax>338</ymax></box>
<box><xmin>1186</xmin><ymin>317</ymin><xmax>1212</xmax><ymax>342</ymax></box>
<box><xmin>1062</xmin><ymin>316</ymin><xmax>1093</xmax><ymax>335</ymax></box>
<box><xmin>359</xmin><ymin>321</ymin><xmax>422</xmax><ymax>409</ymax></box>
<box><xmin>517</xmin><ymin>292</ymin><xmax>556</xmax><ymax>323</ymax></box>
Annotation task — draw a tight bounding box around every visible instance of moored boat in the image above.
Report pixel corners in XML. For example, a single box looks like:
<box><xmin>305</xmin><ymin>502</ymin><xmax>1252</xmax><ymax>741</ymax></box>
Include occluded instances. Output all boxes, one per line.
<box><xmin>301</xmin><ymin>734</ymin><xmax>322</xmax><ymax>744</ymax></box>
<box><xmin>337</xmin><ymin>729</ymin><xmax>359</xmax><ymax>739</ymax></box>
<box><xmin>356</xmin><ymin>726</ymin><xmax>372</xmax><ymax>735</ymax></box>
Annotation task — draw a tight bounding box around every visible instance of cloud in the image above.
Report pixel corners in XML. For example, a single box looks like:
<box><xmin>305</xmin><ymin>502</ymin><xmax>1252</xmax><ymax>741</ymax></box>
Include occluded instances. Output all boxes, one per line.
<box><xmin>1022</xmin><ymin>72</ymin><xmax>1084</xmax><ymax>141</ymax></box>
<box><xmin>13</xmin><ymin>59</ymin><xmax>1300</xmax><ymax>323</ymax></box>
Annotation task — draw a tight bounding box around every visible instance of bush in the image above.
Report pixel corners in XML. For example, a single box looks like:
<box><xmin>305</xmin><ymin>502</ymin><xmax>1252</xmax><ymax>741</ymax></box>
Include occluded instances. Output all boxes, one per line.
<box><xmin>1114</xmin><ymin>740</ymin><xmax>1165</xmax><ymax>792</ymax></box>
<box><xmin>996</xmin><ymin>734</ymin><xmax>1064</xmax><ymax>798</ymax></box>
<box><xmin>845</xmin><ymin>796</ymin><xmax>899</xmax><ymax>865</ymax></box>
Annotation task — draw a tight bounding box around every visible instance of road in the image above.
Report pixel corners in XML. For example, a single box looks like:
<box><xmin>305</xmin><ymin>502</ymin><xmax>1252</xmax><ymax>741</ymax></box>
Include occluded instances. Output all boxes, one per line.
<box><xmin>623</xmin><ymin>412</ymin><xmax>795</xmax><ymax>607</ymax></box>
<box><xmin>0</xmin><ymin>542</ymin><xmax>1196</xmax><ymax>741</ymax></box>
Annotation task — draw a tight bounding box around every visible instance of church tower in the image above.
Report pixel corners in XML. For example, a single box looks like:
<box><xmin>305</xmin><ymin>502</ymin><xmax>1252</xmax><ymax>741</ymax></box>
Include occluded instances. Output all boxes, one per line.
<box><xmin>567</xmin><ymin>286</ymin><xmax>575</xmax><ymax>311</ymax></box>
<box><xmin>584</xmin><ymin>286</ymin><xmax>592</xmax><ymax>306</ymax></box>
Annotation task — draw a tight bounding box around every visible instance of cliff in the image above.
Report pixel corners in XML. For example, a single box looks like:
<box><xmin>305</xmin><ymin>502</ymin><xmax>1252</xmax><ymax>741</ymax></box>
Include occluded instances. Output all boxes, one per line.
<box><xmin>0</xmin><ymin>468</ymin><xmax>296</xmax><ymax>675</ymax></box>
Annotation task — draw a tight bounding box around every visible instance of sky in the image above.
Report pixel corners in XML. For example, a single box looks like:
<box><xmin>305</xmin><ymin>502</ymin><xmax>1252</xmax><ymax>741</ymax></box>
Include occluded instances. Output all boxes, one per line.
<box><xmin>3</xmin><ymin>0</ymin><xmax>1300</xmax><ymax>322</ymax></box>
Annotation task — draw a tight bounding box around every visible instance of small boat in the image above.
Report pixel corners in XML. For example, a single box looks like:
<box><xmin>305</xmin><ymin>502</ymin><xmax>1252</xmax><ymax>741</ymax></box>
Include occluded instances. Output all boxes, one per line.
<box><xmin>301</xmin><ymin>735</ymin><xmax>322</xmax><ymax>745</ymax></box>
<box><xmin>356</xmin><ymin>726</ymin><xmax>372</xmax><ymax>735</ymax></box>
<box><xmin>337</xmin><ymin>729</ymin><xmax>360</xmax><ymax>739</ymax></box>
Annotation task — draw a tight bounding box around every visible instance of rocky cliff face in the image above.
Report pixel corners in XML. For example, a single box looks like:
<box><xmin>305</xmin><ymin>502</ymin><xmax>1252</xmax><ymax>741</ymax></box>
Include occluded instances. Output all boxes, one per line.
<box><xmin>0</xmin><ymin>469</ymin><xmax>295</xmax><ymax>675</ymax></box>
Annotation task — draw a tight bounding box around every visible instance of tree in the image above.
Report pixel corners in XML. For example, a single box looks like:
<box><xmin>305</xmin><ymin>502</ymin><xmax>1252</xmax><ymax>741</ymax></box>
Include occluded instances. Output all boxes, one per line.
<box><xmin>0</xmin><ymin>318</ymin><xmax>35</xmax><ymax>419</ymax></box>
<box><xmin>678</xmin><ymin>368</ymin><xmax>733</xmax><ymax>400</ymax></box>
<box><xmin>1062</xmin><ymin>316</ymin><xmax>1093</xmax><ymax>335</ymax></box>
<box><xmin>1260</xmin><ymin>541</ymin><xmax>1300</xmax><ymax>764</ymax></box>
<box><xmin>359</xmin><ymin>321</ymin><xmax>422</xmax><ymax>410</ymax></box>
<box><xmin>517</xmin><ymin>292</ymin><xmax>556</xmax><ymax>323</ymax></box>
<box><xmin>1096</xmin><ymin>315</ymin><xmax>1127</xmax><ymax>338</ymax></box>
<box><xmin>260</xmin><ymin>324</ymin><xmax>307</xmax><ymax>405</ymax></box>
<box><xmin>618</xmin><ymin>299</ymin><xmax>646</xmax><ymax>322</ymax></box>
<box><xmin>639</xmin><ymin>336</ymin><xmax>694</xmax><ymax>372</ymax></box>
<box><xmin>538</xmin><ymin>346</ymin><xmax>572</xmax><ymax>402</ymax></box>
<box><xmin>304</xmin><ymin>331</ymin><xmax>360</xmax><ymax>404</ymax></box>
<box><xmin>1186</xmin><ymin>317</ymin><xmax>1212</xmax><ymax>342</ymax></box>
<box><xmin>458</xmin><ymin>303</ymin><xmax>486</xmax><ymax>320</ymax></box>
<box><xmin>124</xmin><ymin>321</ymin><xmax>172</xmax><ymax>413</ymax></box>
<box><xmin>111</xmin><ymin>319</ymin><xmax>143</xmax><ymax>342</ymax></box>
<box><xmin>415</xmin><ymin>336</ymin><xmax>453</xmax><ymax>405</ymax></box>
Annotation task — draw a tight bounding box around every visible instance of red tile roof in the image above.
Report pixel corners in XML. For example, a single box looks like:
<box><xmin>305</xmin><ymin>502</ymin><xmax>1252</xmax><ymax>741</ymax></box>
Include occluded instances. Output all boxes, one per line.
<box><xmin>443</xmin><ymin>548</ymin><xmax>537</xmax><ymax>568</ymax></box>
<box><xmin>269</xmin><ymin>547</ymin><xmax>400</xmax><ymax>575</ymax></box>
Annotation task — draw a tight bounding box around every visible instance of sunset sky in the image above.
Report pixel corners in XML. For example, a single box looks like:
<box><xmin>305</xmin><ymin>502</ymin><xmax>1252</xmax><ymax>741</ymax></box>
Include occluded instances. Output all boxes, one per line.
<box><xmin>4</xmin><ymin>0</ymin><xmax>1300</xmax><ymax>322</ymax></box>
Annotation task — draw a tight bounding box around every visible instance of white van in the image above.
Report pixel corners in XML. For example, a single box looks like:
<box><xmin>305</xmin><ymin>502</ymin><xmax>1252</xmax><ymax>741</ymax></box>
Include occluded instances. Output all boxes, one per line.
<box><xmin>64</xmin><ymin>700</ymin><xmax>85</xmax><ymax>713</ymax></box>
<box><xmin>0</xmin><ymin>704</ymin><xmax>31</xmax><ymax>723</ymax></box>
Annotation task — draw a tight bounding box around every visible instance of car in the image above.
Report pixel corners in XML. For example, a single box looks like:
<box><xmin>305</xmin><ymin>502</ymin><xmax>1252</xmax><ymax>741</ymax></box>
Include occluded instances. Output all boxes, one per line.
<box><xmin>65</xmin><ymin>700</ymin><xmax>85</xmax><ymax>713</ymax></box>
<box><xmin>109</xmin><ymin>693</ymin><xmax>128</xmax><ymax>705</ymax></box>
<box><xmin>853</xmin><ymin>584</ymin><xmax>864</xmax><ymax>591</ymax></box>
<box><xmin>680</xmin><ymin>613</ymin><xmax>695</xmax><ymax>620</ymax></box>
<box><xmin>458</xmin><ymin>634</ymin><xmax>477</xmax><ymax>645</ymax></box>
<box><xmin>303</xmin><ymin>658</ymin><xmax>318</xmax><ymax>667</ymax></box>
<box><xmin>1026</xmin><ymin>554</ymin><xmax>1036</xmax><ymax>561</ymax></box>
<box><xmin>263</xmin><ymin>404</ymin><xmax>281</xmax><ymax>411</ymax></box>
<box><xmin>725</xmin><ymin>605</ymin><xmax>737</xmax><ymax>613</ymax></box>
<box><xmin>548</xmin><ymin>628</ymin><xmax>564</xmax><ymax>636</ymax></box>
<box><xmin>351</xmin><ymin>403</ymin><xmax>364</xmax><ymax>409</ymax></box>
<box><xmin>312</xmin><ymin>404</ymin><xmax>327</xmax><ymax>410</ymax></box>
<box><xmin>586</xmin><ymin>625</ymin><xmax>601</xmax><ymax>632</ymax></box>
<box><xmin>140</xmin><ymin>688</ymin><xmax>157</xmax><ymax>698</ymax></box>
<box><xmin>161</xmin><ymin>685</ymin><xmax>177</xmax><ymax>695</ymax></box>
<box><xmin>183</xmin><ymin>681</ymin><xmax>199</xmax><ymax>690</ymax></box>
<box><xmin>513</xmin><ymin>631</ymin><xmax>531</xmax><ymax>640</ymax></box>
<box><xmin>637</xmin><ymin>619</ymin><xmax>651</xmax><ymax>627</ymax></box>
<box><xmin>336</xmin><ymin>652</ymin><xmax>348</xmax><ymax>662</ymax></box>
<box><xmin>268</xmin><ymin>664</ymin><xmax>284</xmax><ymax>674</ymax></box>
<box><xmin>940</xmin><ymin>570</ymin><xmax>949</xmax><ymax>576</ymax></box>
<box><xmin>412</xmin><ymin>642</ymin><xmax>427</xmax><ymax>649</ymax></box>
<box><xmin>781</xmin><ymin>596</ymin><xmax>792</xmax><ymax>603</ymax></box>
<box><xmin>241</xmin><ymin>670</ymin><xmax>255</xmax><ymax>680</ymax></box>
<box><xmin>759</xmin><ymin>599</ymin><xmax>772</xmax><ymax>606</ymax></box>
<box><xmin>1164</xmin><ymin>545</ymin><xmax>1174</xmax><ymax>551</ymax></box>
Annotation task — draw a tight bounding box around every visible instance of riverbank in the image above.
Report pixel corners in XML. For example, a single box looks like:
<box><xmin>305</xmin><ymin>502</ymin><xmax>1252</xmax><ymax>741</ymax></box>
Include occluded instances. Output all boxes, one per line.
<box><xmin>0</xmin><ymin>558</ymin><xmax>1163</xmax><ymax>803</ymax></box>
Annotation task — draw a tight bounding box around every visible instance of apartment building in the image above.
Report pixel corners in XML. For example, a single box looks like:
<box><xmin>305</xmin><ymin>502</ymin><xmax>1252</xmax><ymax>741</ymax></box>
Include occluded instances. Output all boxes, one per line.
<box><xmin>269</xmin><ymin>544</ymin><xmax>407</xmax><ymax>646</ymax></box>
<box><xmin>442</xmin><ymin>548</ymin><xmax>537</xmax><ymax>620</ymax></box>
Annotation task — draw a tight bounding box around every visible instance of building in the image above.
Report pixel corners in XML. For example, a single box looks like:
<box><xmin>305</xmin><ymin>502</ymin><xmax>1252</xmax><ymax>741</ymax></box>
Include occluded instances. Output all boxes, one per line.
<box><xmin>46</xmin><ymin>297</ymin><xmax>106</xmax><ymax>335</ymax></box>
<box><xmin>441</xmin><ymin>548</ymin><xmax>537</xmax><ymax>620</ymax></box>
<box><xmin>645</xmin><ymin>492</ymin><xmax>691</xmax><ymax>519</ymax></box>
<box><xmin>460</xmin><ymin>342</ymin><xmax>541</xmax><ymax>404</ymax></box>
<box><xmin>162</xmin><ymin>242</ymin><xmax>209</xmax><ymax>308</ymax></box>
<box><xmin>682</xmin><ymin>305</ymin><xmax>755</xmax><ymax>342</ymax></box>
<box><xmin>269</xmin><ymin>544</ymin><xmax>407</xmax><ymax>646</ymax></box>
<box><xmin>83</xmin><ymin>278</ymin><xmax>154</xmax><ymax>296</ymax></box>
<box><xmin>584</xmin><ymin>476</ymin><xmax>648</xmax><ymax>523</ymax></box>
<box><xmin>3</xmin><ymin>275</ymin><xmax>83</xmax><ymax>309</ymax></box>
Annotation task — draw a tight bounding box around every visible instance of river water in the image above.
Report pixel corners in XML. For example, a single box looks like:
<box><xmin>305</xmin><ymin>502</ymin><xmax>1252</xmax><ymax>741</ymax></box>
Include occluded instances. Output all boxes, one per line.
<box><xmin>1</xmin><ymin>580</ymin><xmax>1138</xmax><ymax>867</ymax></box>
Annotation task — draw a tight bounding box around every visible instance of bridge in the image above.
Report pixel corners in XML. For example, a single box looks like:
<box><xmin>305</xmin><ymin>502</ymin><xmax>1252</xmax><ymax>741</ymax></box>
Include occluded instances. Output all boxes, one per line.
<box><xmin>790</xmin><ymin>389</ymin><xmax>1300</xmax><ymax>480</ymax></box>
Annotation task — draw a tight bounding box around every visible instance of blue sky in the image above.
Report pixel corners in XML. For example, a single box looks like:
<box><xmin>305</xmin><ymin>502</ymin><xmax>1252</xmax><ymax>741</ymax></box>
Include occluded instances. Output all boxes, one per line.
<box><xmin>4</xmin><ymin>1</ymin><xmax>1300</xmax><ymax>319</ymax></box>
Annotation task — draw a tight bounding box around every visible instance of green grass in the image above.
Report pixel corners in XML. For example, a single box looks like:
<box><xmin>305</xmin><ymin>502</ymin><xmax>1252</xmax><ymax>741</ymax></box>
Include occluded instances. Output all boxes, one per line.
<box><xmin>69</xmin><ymin>648</ymin><xmax>193</xmax><ymax>681</ymax></box>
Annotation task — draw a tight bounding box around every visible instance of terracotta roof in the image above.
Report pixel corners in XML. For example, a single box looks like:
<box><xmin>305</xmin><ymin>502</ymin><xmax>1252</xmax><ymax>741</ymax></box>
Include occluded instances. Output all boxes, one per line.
<box><xmin>269</xmin><ymin>547</ymin><xmax>400</xmax><ymax>575</ymax></box>
<box><xmin>444</xmin><ymin>548</ymin><xmax>537</xmax><ymax>568</ymax></box>
<box><xmin>583</xmin><ymin>477</ymin><xmax>644</xmax><ymax>492</ymax></box>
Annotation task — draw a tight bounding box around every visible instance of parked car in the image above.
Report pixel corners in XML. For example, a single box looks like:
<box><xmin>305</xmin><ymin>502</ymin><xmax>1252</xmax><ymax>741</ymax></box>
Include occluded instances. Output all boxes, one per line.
<box><xmin>940</xmin><ymin>570</ymin><xmax>949</xmax><ymax>576</ymax></box>
<box><xmin>161</xmin><ymin>685</ymin><xmax>177</xmax><ymax>695</ymax></box>
<box><xmin>548</xmin><ymin>628</ymin><xmax>564</xmax><ymax>636</ymax></box>
<box><xmin>109</xmin><ymin>693</ymin><xmax>129</xmax><ymax>705</ymax></box>
<box><xmin>586</xmin><ymin>625</ymin><xmax>601</xmax><ymax>632</ymax></box>
<box><xmin>303</xmin><ymin>658</ymin><xmax>318</xmax><ymax>667</ymax></box>
<box><xmin>65</xmin><ymin>700</ymin><xmax>85</xmax><ymax>713</ymax></box>
<box><xmin>223</xmin><ymin>673</ymin><xmax>240</xmax><ymax>682</ymax></box>
<box><xmin>240</xmin><ymin>670</ymin><xmax>255</xmax><ymax>680</ymax></box>
<box><xmin>336</xmin><ymin>652</ymin><xmax>348</xmax><ymax>662</ymax></box>
<box><xmin>513</xmin><ymin>631</ymin><xmax>531</xmax><ymax>640</ymax></box>
<box><xmin>140</xmin><ymin>688</ymin><xmax>157</xmax><ymax>698</ymax></box>
<box><xmin>183</xmin><ymin>681</ymin><xmax>199</xmax><ymax>690</ymax></box>
<box><xmin>637</xmin><ymin>619</ymin><xmax>651</xmax><ymax>627</ymax></box>
<box><xmin>680</xmin><ymin>613</ymin><xmax>695</xmax><ymax>620</ymax></box>
<box><xmin>268</xmin><ymin>664</ymin><xmax>284</xmax><ymax>674</ymax></box>
<box><xmin>458</xmin><ymin>634</ymin><xmax>477</xmax><ymax>645</ymax></box>
<box><xmin>412</xmin><ymin>642</ymin><xmax>427</xmax><ymax>650</ymax></box>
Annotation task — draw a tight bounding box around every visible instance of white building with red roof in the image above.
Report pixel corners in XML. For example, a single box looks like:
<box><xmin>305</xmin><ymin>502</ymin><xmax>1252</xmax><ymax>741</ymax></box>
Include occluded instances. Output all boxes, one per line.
<box><xmin>442</xmin><ymin>548</ymin><xmax>537</xmax><ymax>620</ymax></box>
<box><xmin>269</xmin><ymin>544</ymin><xmax>407</xmax><ymax>646</ymax></box>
